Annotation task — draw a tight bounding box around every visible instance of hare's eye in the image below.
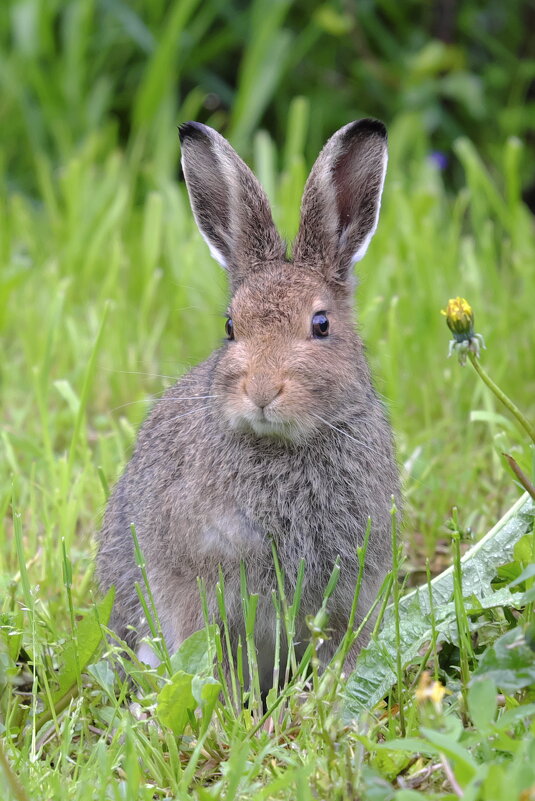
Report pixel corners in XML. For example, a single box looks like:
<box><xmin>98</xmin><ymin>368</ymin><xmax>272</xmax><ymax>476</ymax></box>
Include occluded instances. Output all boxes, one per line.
<box><xmin>225</xmin><ymin>318</ymin><xmax>234</xmax><ymax>340</ymax></box>
<box><xmin>312</xmin><ymin>312</ymin><xmax>329</xmax><ymax>338</ymax></box>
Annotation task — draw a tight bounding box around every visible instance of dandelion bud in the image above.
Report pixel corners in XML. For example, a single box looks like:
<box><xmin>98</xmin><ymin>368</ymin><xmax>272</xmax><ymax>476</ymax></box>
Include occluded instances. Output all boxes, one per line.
<box><xmin>441</xmin><ymin>297</ymin><xmax>485</xmax><ymax>365</ymax></box>
<box><xmin>441</xmin><ymin>297</ymin><xmax>474</xmax><ymax>340</ymax></box>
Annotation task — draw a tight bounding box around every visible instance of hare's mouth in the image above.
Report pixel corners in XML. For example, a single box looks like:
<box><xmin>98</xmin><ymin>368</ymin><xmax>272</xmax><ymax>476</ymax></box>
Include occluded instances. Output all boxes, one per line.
<box><xmin>247</xmin><ymin>418</ymin><xmax>288</xmax><ymax>437</ymax></box>
<box><xmin>229</xmin><ymin>408</ymin><xmax>303</xmax><ymax>440</ymax></box>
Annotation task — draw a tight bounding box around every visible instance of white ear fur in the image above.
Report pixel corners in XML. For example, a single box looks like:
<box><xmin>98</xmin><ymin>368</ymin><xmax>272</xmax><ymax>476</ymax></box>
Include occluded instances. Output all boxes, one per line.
<box><xmin>179</xmin><ymin>122</ymin><xmax>285</xmax><ymax>283</ymax></box>
<box><xmin>293</xmin><ymin>118</ymin><xmax>388</xmax><ymax>285</ymax></box>
<box><xmin>351</xmin><ymin>150</ymin><xmax>387</xmax><ymax>264</ymax></box>
<box><xmin>196</xmin><ymin>229</ymin><xmax>228</xmax><ymax>269</ymax></box>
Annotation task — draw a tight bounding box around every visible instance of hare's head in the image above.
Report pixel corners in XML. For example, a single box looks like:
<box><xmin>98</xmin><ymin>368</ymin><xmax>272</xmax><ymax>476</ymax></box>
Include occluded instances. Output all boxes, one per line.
<box><xmin>179</xmin><ymin>120</ymin><xmax>387</xmax><ymax>441</ymax></box>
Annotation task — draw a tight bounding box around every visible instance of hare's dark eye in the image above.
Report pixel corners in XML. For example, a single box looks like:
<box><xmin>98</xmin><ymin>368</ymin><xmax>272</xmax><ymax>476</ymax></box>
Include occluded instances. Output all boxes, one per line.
<box><xmin>225</xmin><ymin>318</ymin><xmax>234</xmax><ymax>340</ymax></box>
<box><xmin>312</xmin><ymin>312</ymin><xmax>329</xmax><ymax>338</ymax></box>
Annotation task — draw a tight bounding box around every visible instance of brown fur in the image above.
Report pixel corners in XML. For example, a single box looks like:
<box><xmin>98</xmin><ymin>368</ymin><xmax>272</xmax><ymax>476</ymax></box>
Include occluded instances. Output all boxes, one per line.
<box><xmin>97</xmin><ymin>119</ymin><xmax>400</xmax><ymax>691</ymax></box>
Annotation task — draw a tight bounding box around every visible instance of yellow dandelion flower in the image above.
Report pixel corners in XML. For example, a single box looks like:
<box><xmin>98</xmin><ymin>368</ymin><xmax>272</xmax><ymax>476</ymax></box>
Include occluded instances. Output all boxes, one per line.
<box><xmin>415</xmin><ymin>671</ymin><xmax>448</xmax><ymax>712</ymax></box>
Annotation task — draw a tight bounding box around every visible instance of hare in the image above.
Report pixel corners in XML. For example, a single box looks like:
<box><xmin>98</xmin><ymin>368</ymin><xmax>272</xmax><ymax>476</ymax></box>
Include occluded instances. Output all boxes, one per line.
<box><xmin>97</xmin><ymin>119</ymin><xmax>400</xmax><ymax>691</ymax></box>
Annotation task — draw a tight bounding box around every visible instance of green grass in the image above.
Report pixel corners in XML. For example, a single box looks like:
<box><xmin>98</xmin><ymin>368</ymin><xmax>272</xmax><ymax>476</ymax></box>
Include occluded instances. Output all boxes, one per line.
<box><xmin>1</xmin><ymin>107</ymin><xmax>534</xmax><ymax>797</ymax></box>
<box><xmin>1</xmin><ymin>3</ymin><xmax>535</xmax><ymax>797</ymax></box>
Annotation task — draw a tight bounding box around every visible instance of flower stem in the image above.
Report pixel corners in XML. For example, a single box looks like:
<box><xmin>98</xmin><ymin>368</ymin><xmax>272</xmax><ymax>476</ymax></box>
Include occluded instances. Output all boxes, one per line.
<box><xmin>468</xmin><ymin>352</ymin><xmax>535</xmax><ymax>444</ymax></box>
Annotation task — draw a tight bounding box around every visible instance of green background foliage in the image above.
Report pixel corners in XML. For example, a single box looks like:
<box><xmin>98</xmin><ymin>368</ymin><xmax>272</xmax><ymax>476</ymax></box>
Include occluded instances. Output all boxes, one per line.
<box><xmin>1</xmin><ymin>1</ymin><xmax>534</xmax><ymax>798</ymax></box>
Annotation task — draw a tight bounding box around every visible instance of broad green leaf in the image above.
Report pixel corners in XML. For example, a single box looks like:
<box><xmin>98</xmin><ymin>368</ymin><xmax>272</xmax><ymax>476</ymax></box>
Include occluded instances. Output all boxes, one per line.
<box><xmin>514</xmin><ymin>535</ymin><xmax>534</xmax><ymax>563</ymax></box>
<box><xmin>395</xmin><ymin>791</ymin><xmax>433</xmax><ymax>801</ymax></box>
<box><xmin>52</xmin><ymin>587</ymin><xmax>115</xmax><ymax>705</ymax></box>
<box><xmin>369</xmin><ymin>747</ymin><xmax>413</xmax><ymax>782</ymax></box>
<box><xmin>419</xmin><ymin>727</ymin><xmax>478</xmax><ymax>785</ymax></box>
<box><xmin>192</xmin><ymin>675</ymin><xmax>222</xmax><ymax>733</ymax></box>
<box><xmin>197</xmin><ymin>789</ymin><xmax>218</xmax><ymax>801</ymax></box>
<box><xmin>468</xmin><ymin>677</ymin><xmax>497</xmax><ymax>730</ymax></box>
<box><xmin>0</xmin><ymin>610</ymin><xmax>23</xmax><ymax>663</ymax></box>
<box><xmin>87</xmin><ymin>659</ymin><xmax>116</xmax><ymax>694</ymax></box>
<box><xmin>407</xmin><ymin>494</ymin><xmax>534</xmax><ymax>610</ymax></box>
<box><xmin>509</xmin><ymin>563</ymin><xmax>535</xmax><ymax>587</ymax></box>
<box><xmin>365</xmin><ymin>736</ymin><xmax>440</xmax><ymax>757</ymax></box>
<box><xmin>346</xmin><ymin>493</ymin><xmax>534</xmax><ymax>714</ymax></box>
<box><xmin>472</xmin><ymin>627</ymin><xmax>535</xmax><ymax>694</ymax></box>
<box><xmin>497</xmin><ymin>702</ymin><xmax>535</xmax><ymax>729</ymax></box>
<box><xmin>156</xmin><ymin>670</ymin><xmax>196</xmax><ymax>736</ymax></box>
<box><xmin>169</xmin><ymin>625</ymin><xmax>216</xmax><ymax>675</ymax></box>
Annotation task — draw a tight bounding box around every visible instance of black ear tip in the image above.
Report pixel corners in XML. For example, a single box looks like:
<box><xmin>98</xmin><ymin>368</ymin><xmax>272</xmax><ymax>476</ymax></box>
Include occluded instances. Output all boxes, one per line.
<box><xmin>347</xmin><ymin>118</ymin><xmax>387</xmax><ymax>142</ymax></box>
<box><xmin>178</xmin><ymin>121</ymin><xmax>209</xmax><ymax>144</ymax></box>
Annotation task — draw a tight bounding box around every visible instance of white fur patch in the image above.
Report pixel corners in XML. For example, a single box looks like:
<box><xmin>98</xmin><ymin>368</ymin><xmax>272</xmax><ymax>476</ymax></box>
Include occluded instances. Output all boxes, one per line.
<box><xmin>352</xmin><ymin>227</ymin><xmax>375</xmax><ymax>263</ymax></box>
<box><xmin>352</xmin><ymin>149</ymin><xmax>388</xmax><ymax>263</ymax></box>
<box><xmin>137</xmin><ymin>642</ymin><xmax>160</xmax><ymax>668</ymax></box>
<box><xmin>198</xmin><ymin>228</ymin><xmax>228</xmax><ymax>268</ymax></box>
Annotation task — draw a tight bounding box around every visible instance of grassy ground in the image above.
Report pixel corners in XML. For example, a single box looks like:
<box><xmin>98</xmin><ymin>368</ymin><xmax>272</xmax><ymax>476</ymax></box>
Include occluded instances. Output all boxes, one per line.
<box><xmin>1</xmin><ymin>7</ymin><xmax>535</xmax><ymax>795</ymax></box>
<box><xmin>1</xmin><ymin>104</ymin><xmax>535</xmax><ymax>799</ymax></box>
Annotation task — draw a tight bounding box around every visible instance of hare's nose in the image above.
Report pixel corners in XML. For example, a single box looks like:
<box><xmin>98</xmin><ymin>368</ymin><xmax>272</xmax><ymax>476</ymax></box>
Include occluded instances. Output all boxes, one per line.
<box><xmin>244</xmin><ymin>375</ymin><xmax>283</xmax><ymax>410</ymax></box>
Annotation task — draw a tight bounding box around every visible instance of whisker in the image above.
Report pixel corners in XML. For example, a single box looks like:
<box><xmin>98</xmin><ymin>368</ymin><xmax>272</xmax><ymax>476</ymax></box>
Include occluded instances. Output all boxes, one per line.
<box><xmin>310</xmin><ymin>413</ymin><xmax>378</xmax><ymax>457</ymax></box>
<box><xmin>110</xmin><ymin>389</ymin><xmax>173</xmax><ymax>411</ymax></box>
<box><xmin>102</xmin><ymin>369</ymin><xmax>179</xmax><ymax>380</ymax></box>
<box><xmin>111</xmin><ymin>394</ymin><xmax>220</xmax><ymax>413</ymax></box>
<box><xmin>149</xmin><ymin>404</ymin><xmax>213</xmax><ymax>432</ymax></box>
<box><xmin>161</xmin><ymin>394</ymin><xmax>220</xmax><ymax>401</ymax></box>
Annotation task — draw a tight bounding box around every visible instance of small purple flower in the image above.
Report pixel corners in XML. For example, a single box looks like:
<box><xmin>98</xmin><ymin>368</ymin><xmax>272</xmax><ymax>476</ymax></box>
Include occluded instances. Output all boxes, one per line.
<box><xmin>429</xmin><ymin>151</ymin><xmax>448</xmax><ymax>170</ymax></box>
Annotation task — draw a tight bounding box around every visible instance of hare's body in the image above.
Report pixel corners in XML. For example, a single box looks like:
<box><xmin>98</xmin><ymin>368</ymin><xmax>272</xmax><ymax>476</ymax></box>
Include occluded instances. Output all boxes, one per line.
<box><xmin>98</xmin><ymin>120</ymin><xmax>400</xmax><ymax>689</ymax></box>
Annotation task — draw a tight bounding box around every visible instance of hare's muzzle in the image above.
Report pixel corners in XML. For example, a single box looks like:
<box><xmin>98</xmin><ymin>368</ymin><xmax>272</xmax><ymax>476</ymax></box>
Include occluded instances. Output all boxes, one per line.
<box><xmin>244</xmin><ymin>374</ymin><xmax>284</xmax><ymax>412</ymax></box>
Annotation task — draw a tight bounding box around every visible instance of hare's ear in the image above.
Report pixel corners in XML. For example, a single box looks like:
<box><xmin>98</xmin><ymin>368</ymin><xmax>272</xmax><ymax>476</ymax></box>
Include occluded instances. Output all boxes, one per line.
<box><xmin>293</xmin><ymin>119</ymin><xmax>387</xmax><ymax>286</ymax></box>
<box><xmin>179</xmin><ymin>122</ymin><xmax>285</xmax><ymax>283</ymax></box>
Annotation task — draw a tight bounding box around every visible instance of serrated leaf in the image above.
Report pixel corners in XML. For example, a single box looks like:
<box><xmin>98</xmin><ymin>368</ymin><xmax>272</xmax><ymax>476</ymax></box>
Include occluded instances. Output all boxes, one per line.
<box><xmin>345</xmin><ymin>493</ymin><xmax>534</xmax><ymax>715</ymax></box>
<box><xmin>467</xmin><ymin>587</ymin><xmax>527</xmax><ymax>612</ymax></box>
<box><xmin>156</xmin><ymin>670</ymin><xmax>196</xmax><ymax>736</ymax></box>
